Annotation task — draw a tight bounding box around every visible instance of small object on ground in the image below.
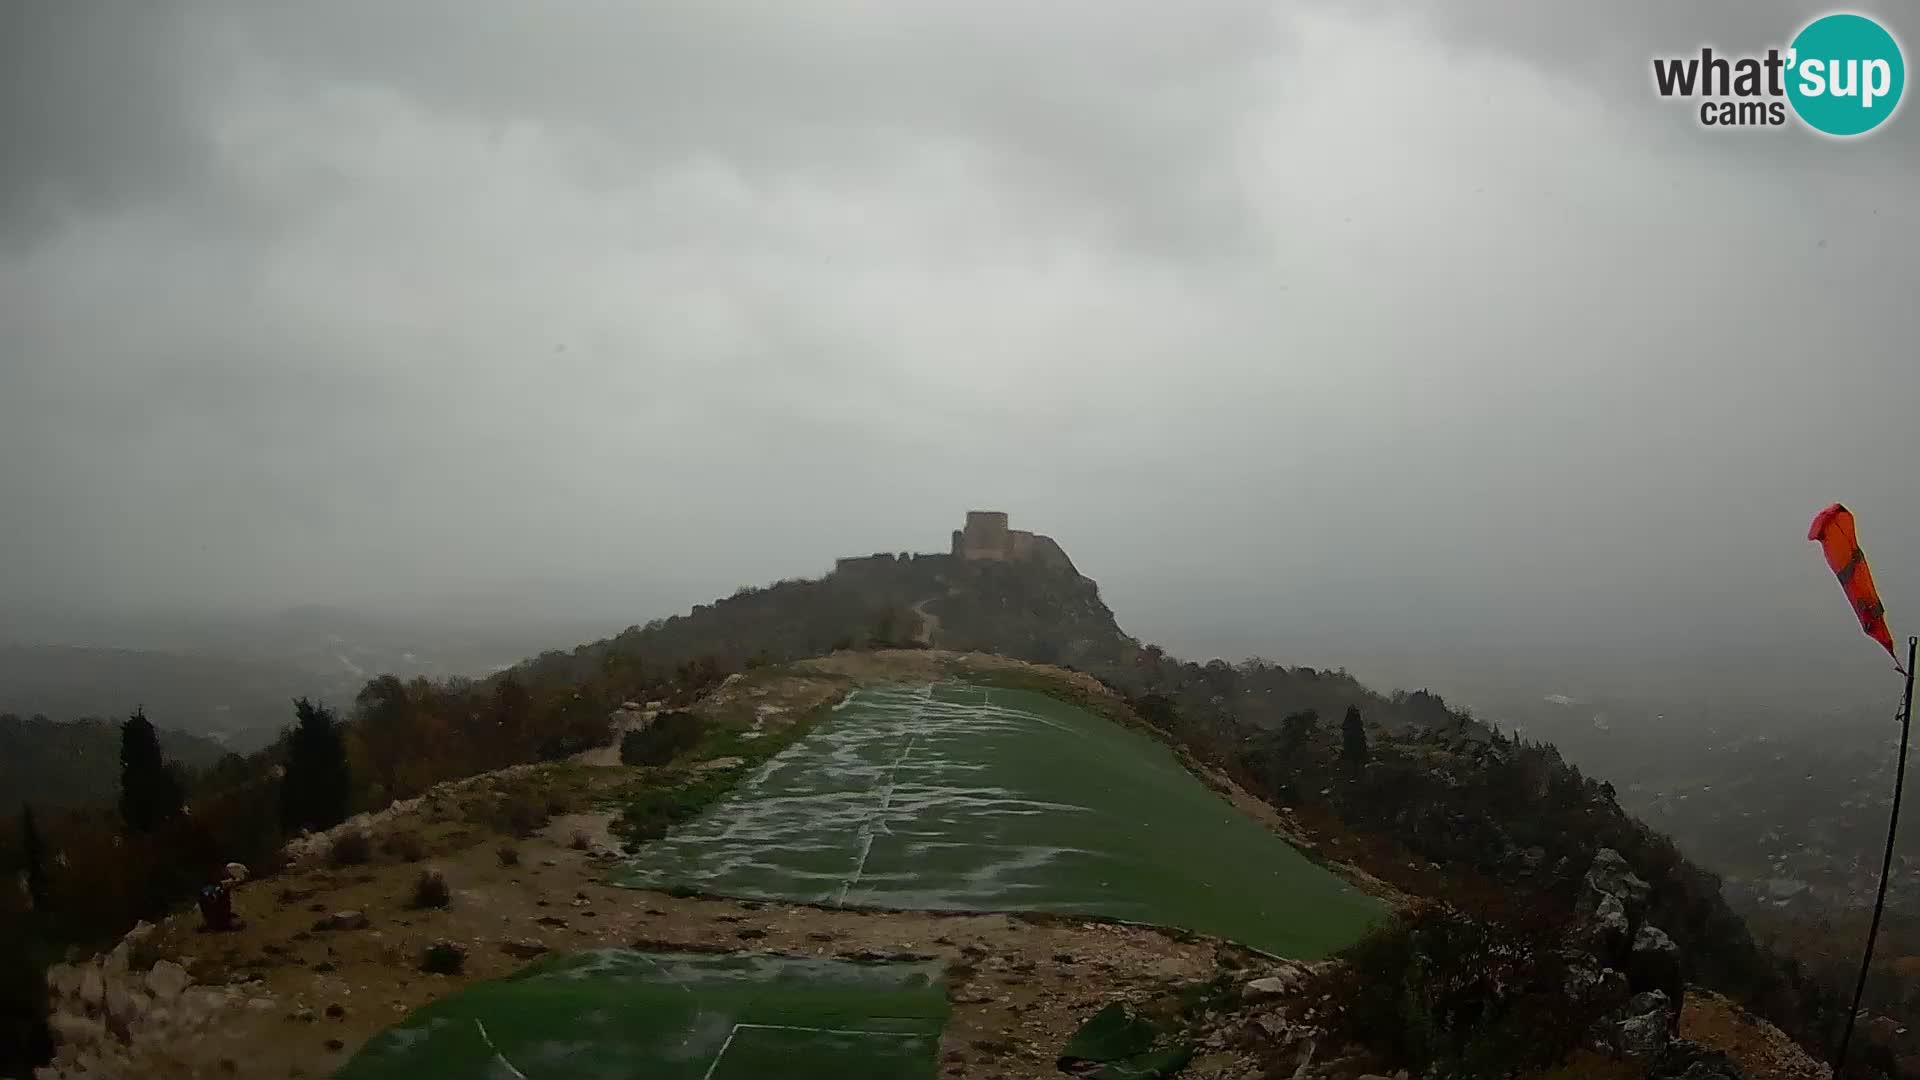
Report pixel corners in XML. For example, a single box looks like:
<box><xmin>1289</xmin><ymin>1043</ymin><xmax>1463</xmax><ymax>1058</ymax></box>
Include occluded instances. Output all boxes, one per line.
<box><xmin>313</xmin><ymin>910</ymin><xmax>370</xmax><ymax>932</ymax></box>
<box><xmin>198</xmin><ymin>881</ymin><xmax>238</xmax><ymax>932</ymax></box>
<box><xmin>1057</xmin><ymin>1002</ymin><xmax>1194</xmax><ymax>1080</ymax></box>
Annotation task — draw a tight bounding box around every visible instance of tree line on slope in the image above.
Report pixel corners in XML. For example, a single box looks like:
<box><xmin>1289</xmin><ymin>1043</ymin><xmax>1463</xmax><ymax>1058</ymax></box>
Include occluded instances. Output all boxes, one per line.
<box><xmin>0</xmin><ymin>644</ymin><xmax>728</xmax><ymax>1078</ymax></box>
<box><xmin>0</xmin><ymin>712</ymin><xmax>228</xmax><ymax>809</ymax></box>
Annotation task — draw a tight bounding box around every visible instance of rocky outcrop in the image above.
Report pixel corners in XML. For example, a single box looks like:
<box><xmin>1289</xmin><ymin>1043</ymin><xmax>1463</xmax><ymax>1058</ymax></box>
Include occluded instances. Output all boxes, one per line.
<box><xmin>37</xmin><ymin>920</ymin><xmax>270</xmax><ymax>1080</ymax></box>
<box><xmin>1613</xmin><ymin>991</ymin><xmax>1674</xmax><ymax>1057</ymax></box>
<box><xmin>1582</xmin><ymin>848</ymin><xmax>1652</xmax><ymax>916</ymax></box>
<box><xmin>1566</xmin><ymin>848</ymin><xmax>1689</xmax><ymax>1061</ymax></box>
<box><xmin>280</xmin><ymin>760</ymin><xmax>553</xmax><ymax>865</ymax></box>
<box><xmin>312</xmin><ymin>909</ymin><xmax>371</xmax><ymax>932</ymax></box>
<box><xmin>1629</xmin><ymin>923</ymin><xmax>1684</xmax><ymax>1006</ymax></box>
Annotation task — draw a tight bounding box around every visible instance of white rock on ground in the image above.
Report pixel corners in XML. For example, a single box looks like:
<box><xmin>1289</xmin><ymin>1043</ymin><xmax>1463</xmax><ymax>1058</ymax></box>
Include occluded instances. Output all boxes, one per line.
<box><xmin>145</xmin><ymin>959</ymin><xmax>191</xmax><ymax>1001</ymax></box>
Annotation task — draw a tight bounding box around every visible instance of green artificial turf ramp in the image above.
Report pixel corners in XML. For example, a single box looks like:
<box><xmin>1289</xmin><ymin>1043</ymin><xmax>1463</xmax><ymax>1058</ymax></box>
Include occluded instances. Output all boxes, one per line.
<box><xmin>332</xmin><ymin>950</ymin><xmax>947</xmax><ymax>1080</ymax></box>
<box><xmin>614</xmin><ymin>682</ymin><xmax>1382</xmax><ymax>958</ymax></box>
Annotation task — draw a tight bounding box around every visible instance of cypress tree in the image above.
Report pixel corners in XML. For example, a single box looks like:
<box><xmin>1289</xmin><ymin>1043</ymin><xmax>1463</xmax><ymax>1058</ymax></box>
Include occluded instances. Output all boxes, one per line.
<box><xmin>281</xmin><ymin>698</ymin><xmax>351</xmax><ymax>833</ymax></box>
<box><xmin>119</xmin><ymin>708</ymin><xmax>184</xmax><ymax>834</ymax></box>
<box><xmin>1341</xmin><ymin>704</ymin><xmax>1369</xmax><ymax>767</ymax></box>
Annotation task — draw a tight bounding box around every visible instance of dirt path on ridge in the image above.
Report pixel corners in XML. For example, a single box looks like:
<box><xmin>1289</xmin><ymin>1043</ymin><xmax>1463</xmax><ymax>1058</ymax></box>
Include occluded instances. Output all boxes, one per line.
<box><xmin>911</xmin><ymin>596</ymin><xmax>942</xmax><ymax>646</ymax></box>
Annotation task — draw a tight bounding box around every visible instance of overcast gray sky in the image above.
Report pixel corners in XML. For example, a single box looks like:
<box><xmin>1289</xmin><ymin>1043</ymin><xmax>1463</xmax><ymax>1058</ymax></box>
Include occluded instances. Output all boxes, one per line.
<box><xmin>4</xmin><ymin>2</ymin><xmax>1917</xmax><ymax>708</ymax></box>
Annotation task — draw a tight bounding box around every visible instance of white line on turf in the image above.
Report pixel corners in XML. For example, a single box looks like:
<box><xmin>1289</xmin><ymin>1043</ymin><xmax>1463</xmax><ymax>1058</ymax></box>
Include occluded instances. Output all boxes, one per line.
<box><xmin>733</xmin><ymin>1023</ymin><xmax>925</xmax><ymax>1036</ymax></box>
<box><xmin>701</xmin><ymin>1023</ymin><xmax>926</xmax><ymax>1080</ymax></box>
<box><xmin>473</xmin><ymin>1019</ymin><xmax>529</xmax><ymax>1080</ymax></box>
<box><xmin>701</xmin><ymin>1029</ymin><xmax>739</xmax><ymax>1080</ymax></box>
<box><xmin>832</xmin><ymin>685</ymin><xmax>928</xmax><ymax>906</ymax></box>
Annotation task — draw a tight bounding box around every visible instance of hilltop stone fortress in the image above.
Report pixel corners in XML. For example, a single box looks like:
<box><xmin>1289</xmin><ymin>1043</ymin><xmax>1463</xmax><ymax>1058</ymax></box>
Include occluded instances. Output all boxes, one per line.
<box><xmin>949</xmin><ymin>510</ymin><xmax>1076</xmax><ymax>572</ymax></box>
<box><xmin>832</xmin><ymin>510</ymin><xmax>1078</xmax><ymax>576</ymax></box>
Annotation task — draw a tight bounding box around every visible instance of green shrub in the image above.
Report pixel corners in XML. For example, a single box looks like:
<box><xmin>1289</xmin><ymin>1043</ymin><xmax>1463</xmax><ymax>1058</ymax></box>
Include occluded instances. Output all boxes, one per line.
<box><xmin>619</xmin><ymin>712</ymin><xmax>706</xmax><ymax>766</ymax></box>
<box><xmin>615</xmin><ymin>781</ymin><xmax>726</xmax><ymax>843</ymax></box>
<box><xmin>1318</xmin><ymin>904</ymin><xmax>1597</xmax><ymax>1077</ymax></box>
<box><xmin>465</xmin><ymin>791</ymin><xmax>549</xmax><ymax>838</ymax></box>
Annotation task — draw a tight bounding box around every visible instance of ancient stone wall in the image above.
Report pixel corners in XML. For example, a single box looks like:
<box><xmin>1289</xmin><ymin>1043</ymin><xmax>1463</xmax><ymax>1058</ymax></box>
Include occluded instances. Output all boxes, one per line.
<box><xmin>833</xmin><ymin>553</ymin><xmax>901</xmax><ymax>576</ymax></box>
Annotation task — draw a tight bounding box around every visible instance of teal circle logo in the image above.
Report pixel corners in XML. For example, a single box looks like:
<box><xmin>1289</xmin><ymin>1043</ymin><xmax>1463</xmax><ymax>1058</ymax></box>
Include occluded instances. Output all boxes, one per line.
<box><xmin>1787</xmin><ymin>13</ymin><xmax>1905</xmax><ymax>136</ymax></box>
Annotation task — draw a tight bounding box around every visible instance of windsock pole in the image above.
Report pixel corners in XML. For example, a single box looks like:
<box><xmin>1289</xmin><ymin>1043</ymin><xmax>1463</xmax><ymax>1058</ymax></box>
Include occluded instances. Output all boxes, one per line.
<box><xmin>1835</xmin><ymin>634</ymin><xmax>1917</xmax><ymax>1073</ymax></box>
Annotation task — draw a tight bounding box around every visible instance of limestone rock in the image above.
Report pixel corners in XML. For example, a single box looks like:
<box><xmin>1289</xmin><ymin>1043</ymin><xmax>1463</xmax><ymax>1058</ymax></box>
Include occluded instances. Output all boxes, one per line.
<box><xmin>1589</xmin><ymin>892</ymin><xmax>1629</xmax><ymax>953</ymax></box>
<box><xmin>1583</xmin><ymin>848</ymin><xmax>1652</xmax><ymax>916</ymax></box>
<box><xmin>500</xmin><ymin>939</ymin><xmax>550</xmax><ymax>960</ymax></box>
<box><xmin>1629</xmin><ymin>924</ymin><xmax>1684</xmax><ymax>1001</ymax></box>
<box><xmin>1243</xmin><ymin>976</ymin><xmax>1294</xmax><ymax>1001</ymax></box>
<box><xmin>78</xmin><ymin>965</ymin><xmax>105</xmax><ymax>1010</ymax></box>
<box><xmin>45</xmin><ymin>963</ymin><xmax>82</xmax><ymax>1002</ymax></box>
<box><xmin>48</xmin><ymin>1010</ymin><xmax>105</xmax><ymax>1045</ymax></box>
<box><xmin>315</xmin><ymin>910</ymin><xmax>370</xmax><ymax>932</ymax></box>
<box><xmin>145</xmin><ymin>959</ymin><xmax>191</xmax><ymax>1001</ymax></box>
<box><xmin>104</xmin><ymin>982</ymin><xmax>151</xmax><ymax>1031</ymax></box>
<box><xmin>1618</xmin><ymin>990</ymin><xmax>1672</xmax><ymax>1057</ymax></box>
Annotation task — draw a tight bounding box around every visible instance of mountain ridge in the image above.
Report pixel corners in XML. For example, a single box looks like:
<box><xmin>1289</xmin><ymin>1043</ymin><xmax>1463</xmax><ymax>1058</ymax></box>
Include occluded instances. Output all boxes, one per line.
<box><xmin>5</xmin><ymin>513</ymin><xmax>1899</xmax><ymax>1077</ymax></box>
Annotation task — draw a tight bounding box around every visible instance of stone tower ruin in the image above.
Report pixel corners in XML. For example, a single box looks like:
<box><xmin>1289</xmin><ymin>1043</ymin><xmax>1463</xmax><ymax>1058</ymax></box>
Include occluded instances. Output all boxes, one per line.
<box><xmin>951</xmin><ymin>510</ymin><xmax>1076</xmax><ymax>573</ymax></box>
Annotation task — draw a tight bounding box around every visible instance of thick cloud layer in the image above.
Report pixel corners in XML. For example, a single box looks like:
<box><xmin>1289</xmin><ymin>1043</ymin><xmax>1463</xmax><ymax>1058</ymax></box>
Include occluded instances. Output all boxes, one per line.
<box><xmin>4</xmin><ymin>1</ymin><xmax>1916</xmax><ymax>708</ymax></box>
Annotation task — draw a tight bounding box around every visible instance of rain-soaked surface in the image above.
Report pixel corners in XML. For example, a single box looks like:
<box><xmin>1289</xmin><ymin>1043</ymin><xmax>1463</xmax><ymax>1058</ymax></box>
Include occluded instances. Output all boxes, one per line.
<box><xmin>333</xmin><ymin>950</ymin><xmax>947</xmax><ymax>1080</ymax></box>
<box><xmin>614</xmin><ymin>683</ymin><xmax>1382</xmax><ymax>959</ymax></box>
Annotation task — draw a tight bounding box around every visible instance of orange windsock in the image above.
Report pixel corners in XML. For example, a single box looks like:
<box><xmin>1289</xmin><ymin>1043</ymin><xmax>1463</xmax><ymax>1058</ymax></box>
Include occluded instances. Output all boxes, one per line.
<box><xmin>1809</xmin><ymin>503</ymin><xmax>1897</xmax><ymax>662</ymax></box>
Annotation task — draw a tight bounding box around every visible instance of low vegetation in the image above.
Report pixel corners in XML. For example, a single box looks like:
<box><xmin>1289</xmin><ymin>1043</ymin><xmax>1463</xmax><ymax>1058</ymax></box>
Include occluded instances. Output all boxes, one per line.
<box><xmin>409</xmin><ymin>869</ymin><xmax>451</xmax><ymax>911</ymax></box>
<box><xmin>380</xmin><ymin>829</ymin><xmax>426</xmax><ymax>863</ymax></box>
<box><xmin>618</xmin><ymin>711</ymin><xmax>704</xmax><ymax>766</ymax></box>
<box><xmin>612</xmin><ymin>698</ymin><xmax>838</xmax><ymax>848</ymax></box>
<box><xmin>326</xmin><ymin>830</ymin><xmax>372</xmax><ymax>868</ymax></box>
<box><xmin>1315</xmin><ymin>904</ymin><xmax>1591</xmax><ymax>1076</ymax></box>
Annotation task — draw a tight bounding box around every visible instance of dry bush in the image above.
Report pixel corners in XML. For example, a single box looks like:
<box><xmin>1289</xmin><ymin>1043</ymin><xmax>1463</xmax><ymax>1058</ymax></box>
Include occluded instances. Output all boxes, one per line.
<box><xmin>409</xmin><ymin>869</ymin><xmax>450</xmax><ymax>910</ymax></box>
<box><xmin>326</xmin><ymin>830</ymin><xmax>371</xmax><ymax>868</ymax></box>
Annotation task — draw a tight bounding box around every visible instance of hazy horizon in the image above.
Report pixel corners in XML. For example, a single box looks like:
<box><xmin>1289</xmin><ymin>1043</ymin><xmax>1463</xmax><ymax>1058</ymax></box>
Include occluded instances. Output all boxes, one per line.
<box><xmin>6</xmin><ymin>2</ymin><xmax>1918</xmax><ymax>718</ymax></box>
